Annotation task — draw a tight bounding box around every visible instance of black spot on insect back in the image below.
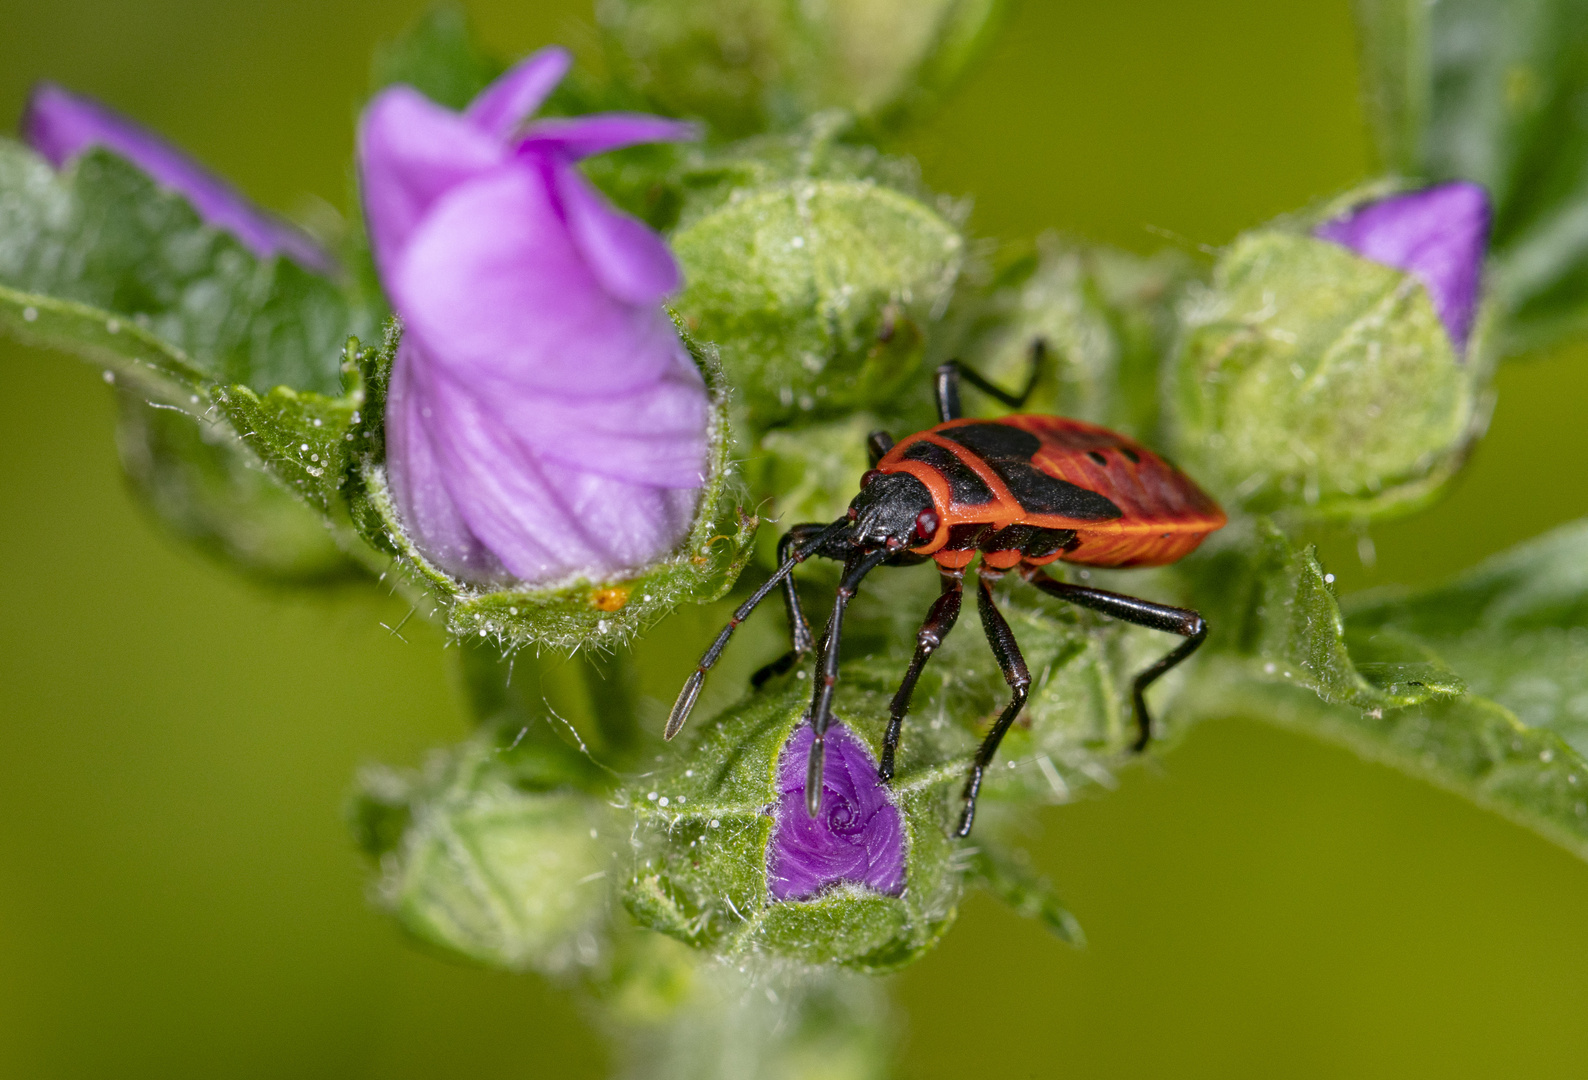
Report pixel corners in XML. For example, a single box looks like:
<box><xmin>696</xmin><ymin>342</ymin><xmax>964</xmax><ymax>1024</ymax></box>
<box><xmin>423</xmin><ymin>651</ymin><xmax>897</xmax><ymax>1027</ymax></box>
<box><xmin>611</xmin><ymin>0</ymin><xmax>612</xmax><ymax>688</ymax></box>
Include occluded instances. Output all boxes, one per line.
<box><xmin>941</xmin><ymin>423</ymin><xmax>1041</xmax><ymax>460</ymax></box>
<box><xmin>942</xmin><ymin>423</ymin><xmax>1122</xmax><ymax>520</ymax></box>
<box><xmin>903</xmin><ymin>440</ymin><xmax>994</xmax><ymax>505</ymax></box>
<box><xmin>994</xmin><ymin>460</ymin><xmax>1123</xmax><ymax>519</ymax></box>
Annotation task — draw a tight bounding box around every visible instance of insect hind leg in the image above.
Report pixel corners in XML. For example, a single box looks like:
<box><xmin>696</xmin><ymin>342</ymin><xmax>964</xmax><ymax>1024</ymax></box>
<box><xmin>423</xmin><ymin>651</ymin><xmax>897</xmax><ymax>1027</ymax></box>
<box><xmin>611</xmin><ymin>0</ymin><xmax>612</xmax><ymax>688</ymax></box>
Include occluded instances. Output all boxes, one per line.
<box><xmin>1022</xmin><ymin>568</ymin><xmax>1207</xmax><ymax>751</ymax></box>
<box><xmin>934</xmin><ymin>338</ymin><xmax>1048</xmax><ymax>423</ymax></box>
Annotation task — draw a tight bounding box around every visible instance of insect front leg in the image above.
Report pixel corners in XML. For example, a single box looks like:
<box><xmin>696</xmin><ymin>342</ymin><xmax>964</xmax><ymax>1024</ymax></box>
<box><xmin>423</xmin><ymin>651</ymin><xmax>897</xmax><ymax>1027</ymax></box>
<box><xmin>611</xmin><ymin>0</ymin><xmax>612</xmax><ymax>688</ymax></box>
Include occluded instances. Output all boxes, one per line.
<box><xmin>956</xmin><ymin>569</ymin><xmax>1032</xmax><ymax>838</ymax></box>
<box><xmin>751</xmin><ymin>522</ymin><xmax>852</xmax><ymax>688</ymax></box>
<box><xmin>1022</xmin><ymin>569</ymin><xmax>1207</xmax><ymax>751</ymax></box>
<box><xmin>880</xmin><ymin>566</ymin><xmax>964</xmax><ymax>782</ymax></box>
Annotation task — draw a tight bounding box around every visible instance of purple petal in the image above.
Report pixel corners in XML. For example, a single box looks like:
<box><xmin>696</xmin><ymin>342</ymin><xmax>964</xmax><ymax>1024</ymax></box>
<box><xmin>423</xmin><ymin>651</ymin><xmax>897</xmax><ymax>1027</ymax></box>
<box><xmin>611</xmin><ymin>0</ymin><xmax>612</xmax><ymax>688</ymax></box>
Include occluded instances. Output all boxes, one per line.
<box><xmin>463</xmin><ymin>46</ymin><xmax>572</xmax><ymax>142</ymax></box>
<box><xmin>1314</xmin><ymin>181</ymin><xmax>1491</xmax><ymax>352</ymax></box>
<box><xmin>405</xmin><ymin>361</ymin><xmax>697</xmax><ymax>581</ymax></box>
<box><xmin>517</xmin><ymin>113</ymin><xmax>700</xmax><ymax>160</ymax></box>
<box><xmin>496</xmin><ymin>354</ymin><xmax>711</xmax><ymax>488</ymax></box>
<box><xmin>551</xmin><ymin>158</ymin><xmax>682</xmax><ymax>304</ymax></box>
<box><xmin>357</xmin><ymin>85</ymin><xmax>504</xmax><ymax>280</ymax></box>
<box><xmin>385</xmin><ymin>338</ymin><xmax>507</xmax><ymax>580</ymax></box>
<box><xmin>391</xmin><ymin>162</ymin><xmax>681</xmax><ymax>394</ymax></box>
<box><xmin>23</xmin><ymin>82</ymin><xmax>334</xmax><ymax>273</ymax></box>
<box><xmin>767</xmin><ymin>722</ymin><xmax>906</xmax><ymax>903</ymax></box>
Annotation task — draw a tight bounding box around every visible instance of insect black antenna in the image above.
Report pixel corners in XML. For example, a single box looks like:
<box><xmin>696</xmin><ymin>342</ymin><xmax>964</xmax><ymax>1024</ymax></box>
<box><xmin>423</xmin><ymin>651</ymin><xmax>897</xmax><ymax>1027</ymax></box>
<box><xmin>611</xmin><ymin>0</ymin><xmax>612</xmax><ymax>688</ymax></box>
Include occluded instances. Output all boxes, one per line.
<box><xmin>665</xmin><ymin>516</ymin><xmax>852</xmax><ymax>741</ymax></box>
<box><xmin>804</xmin><ymin>545</ymin><xmax>893</xmax><ymax>816</ymax></box>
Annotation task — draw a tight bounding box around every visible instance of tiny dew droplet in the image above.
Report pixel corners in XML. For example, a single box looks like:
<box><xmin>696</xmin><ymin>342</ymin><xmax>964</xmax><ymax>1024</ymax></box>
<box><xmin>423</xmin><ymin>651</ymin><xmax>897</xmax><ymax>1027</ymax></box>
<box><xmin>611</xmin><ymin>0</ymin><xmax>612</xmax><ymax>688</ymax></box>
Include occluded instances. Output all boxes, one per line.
<box><xmin>102</xmin><ymin>371</ymin><xmax>115</xmax><ymax>384</ymax></box>
<box><xmin>21</xmin><ymin>306</ymin><xmax>37</xmax><ymax>321</ymax></box>
<box><xmin>647</xmin><ymin>792</ymin><xmax>658</xmax><ymax>801</ymax></box>
<box><xmin>658</xmin><ymin>797</ymin><xmax>669</xmax><ymax>807</ymax></box>
<box><xmin>300</xmin><ymin>443</ymin><xmax>309</xmax><ymax>452</ymax></box>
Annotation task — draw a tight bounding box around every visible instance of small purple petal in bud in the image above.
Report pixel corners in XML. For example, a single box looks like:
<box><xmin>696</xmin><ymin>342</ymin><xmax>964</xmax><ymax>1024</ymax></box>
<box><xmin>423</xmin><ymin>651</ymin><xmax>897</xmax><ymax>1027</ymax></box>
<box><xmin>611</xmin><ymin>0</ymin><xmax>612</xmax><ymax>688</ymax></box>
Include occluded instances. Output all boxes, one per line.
<box><xmin>359</xmin><ymin>48</ymin><xmax>707</xmax><ymax>585</ymax></box>
<box><xmin>767</xmin><ymin>722</ymin><xmax>906</xmax><ymax>902</ymax></box>
<box><xmin>1314</xmin><ymin>181</ymin><xmax>1491</xmax><ymax>352</ymax></box>
<box><xmin>22</xmin><ymin>82</ymin><xmax>334</xmax><ymax>273</ymax></box>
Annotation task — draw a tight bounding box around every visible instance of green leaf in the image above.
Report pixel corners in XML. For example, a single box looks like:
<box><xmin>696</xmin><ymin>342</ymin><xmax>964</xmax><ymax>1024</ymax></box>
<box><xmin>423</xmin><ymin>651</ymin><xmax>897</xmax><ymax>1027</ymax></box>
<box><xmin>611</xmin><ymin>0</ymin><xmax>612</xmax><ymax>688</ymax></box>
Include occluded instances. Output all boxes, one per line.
<box><xmin>1175</xmin><ymin>520</ymin><xmax>1588</xmax><ymax>862</ymax></box>
<box><xmin>1168</xmin><ymin>223</ymin><xmax>1490</xmax><ymax>520</ymax></box>
<box><xmin>370</xmin><ymin>3</ymin><xmax>501</xmax><ymax>109</ymax></box>
<box><xmin>670</xmin><ymin>116</ymin><xmax>964</xmax><ymax>431</ymax></box>
<box><xmin>112</xmin><ymin>389</ymin><xmax>358</xmax><ymax>583</ymax></box>
<box><xmin>1345</xmin><ymin>519</ymin><xmax>1588</xmax><ymax>757</ymax></box>
<box><xmin>967</xmin><ymin>843</ymin><xmax>1085</xmax><ymax>946</ymax></box>
<box><xmin>1183</xmin><ymin>520</ymin><xmax>1464</xmax><ymax>712</ymax></box>
<box><xmin>0</xmin><ymin>140</ymin><xmax>357</xmax><ymax>396</ymax></box>
<box><xmin>1352</xmin><ymin>0</ymin><xmax>1588</xmax><ymax>354</ymax></box>
<box><xmin>1184</xmin><ymin>663</ymin><xmax>1588</xmax><ymax>861</ymax></box>
<box><xmin>598</xmin><ymin>0</ymin><xmax>1007</xmax><ymax>138</ymax></box>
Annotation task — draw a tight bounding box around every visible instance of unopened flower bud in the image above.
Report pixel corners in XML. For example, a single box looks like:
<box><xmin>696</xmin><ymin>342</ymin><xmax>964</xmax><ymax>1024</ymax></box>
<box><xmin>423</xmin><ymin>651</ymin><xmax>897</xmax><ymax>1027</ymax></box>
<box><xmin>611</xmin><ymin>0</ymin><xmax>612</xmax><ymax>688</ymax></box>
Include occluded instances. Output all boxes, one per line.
<box><xmin>358</xmin><ymin>47</ymin><xmax>710</xmax><ymax>585</ymax></box>
<box><xmin>1170</xmin><ymin>181</ymin><xmax>1494</xmax><ymax>519</ymax></box>
<box><xmin>621</xmin><ymin>680</ymin><xmax>960</xmax><ymax>971</ymax></box>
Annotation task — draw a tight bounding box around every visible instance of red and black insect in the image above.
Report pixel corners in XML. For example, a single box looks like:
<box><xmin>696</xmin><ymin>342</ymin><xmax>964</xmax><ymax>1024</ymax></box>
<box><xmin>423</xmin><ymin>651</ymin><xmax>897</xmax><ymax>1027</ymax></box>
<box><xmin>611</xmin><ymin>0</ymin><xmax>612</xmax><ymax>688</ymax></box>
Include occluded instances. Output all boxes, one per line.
<box><xmin>667</xmin><ymin>344</ymin><xmax>1227</xmax><ymax>837</ymax></box>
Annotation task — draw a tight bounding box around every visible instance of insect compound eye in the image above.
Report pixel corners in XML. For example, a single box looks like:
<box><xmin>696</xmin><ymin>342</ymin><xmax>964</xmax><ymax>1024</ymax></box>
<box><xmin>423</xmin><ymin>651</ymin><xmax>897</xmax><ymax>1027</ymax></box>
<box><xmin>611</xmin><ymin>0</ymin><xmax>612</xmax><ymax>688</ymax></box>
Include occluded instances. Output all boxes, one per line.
<box><xmin>913</xmin><ymin>508</ymin><xmax>941</xmax><ymax>542</ymax></box>
<box><xmin>859</xmin><ymin>469</ymin><xmax>883</xmax><ymax>489</ymax></box>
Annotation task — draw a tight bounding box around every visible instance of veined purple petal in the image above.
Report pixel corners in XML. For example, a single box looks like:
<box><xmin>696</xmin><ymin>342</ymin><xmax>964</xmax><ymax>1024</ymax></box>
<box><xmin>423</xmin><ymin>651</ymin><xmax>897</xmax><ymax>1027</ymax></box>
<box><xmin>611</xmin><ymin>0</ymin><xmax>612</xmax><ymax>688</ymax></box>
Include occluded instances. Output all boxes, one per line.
<box><xmin>518</xmin><ymin>113</ymin><xmax>700</xmax><ymax>160</ymax></box>
<box><xmin>552</xmin><ymin>157</ymin><xmax>681</xmax><ymax>304</ymax></box>
<box><xmin>385</xmin><ymin>338</ymin><xmax>507</xmax><ymax>580</ymax></box>
<box><xmin>23</xmin><ymin>82</ymin><xmax>333</xmax><ymax>273</ymax></box>
<box><xmin>1314</xmin><ymin>181</ymin><xmax>1491</xmax><ymax>352</ymax></box>
<box><xmin>360</xmin><ymin>50</ymin><xmax>709</xmax><ymax>587</ymax></box>
<box><xmin>392</xmin><ymin>164</ymin><xmax>681</xmax><ymax>394</ymax></box>
<box><xmin>410</xmin><ymin>362</ymin><xmax>699</xmax><ymax>581</ymax></box>
<box><xmin>493</xmin><ymin>355</ymin><xmax>710</xmax><ymax>487</ymax></box>
<box><xmin>358</xmin><ymin>86</ymin><xmax>504</xmax><ymax>280</ymax></box>
<box><xmin>463</xmin><ymin>46</ymin><xmax>572</xmax><ymax>141</ymax></box>
<box><xmin>767</xmin><ymin>722</ymin><xmax>906</xmax><ymax>903</ymax></box>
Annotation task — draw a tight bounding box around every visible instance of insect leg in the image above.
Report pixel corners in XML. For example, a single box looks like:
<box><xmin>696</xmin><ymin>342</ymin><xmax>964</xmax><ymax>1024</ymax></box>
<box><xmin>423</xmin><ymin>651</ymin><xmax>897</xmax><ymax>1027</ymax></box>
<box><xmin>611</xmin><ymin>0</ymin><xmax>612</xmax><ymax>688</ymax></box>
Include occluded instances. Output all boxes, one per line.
<box><xmin>666</xmin><ymin>516</ymin><xmax>851</xmax><ymax>741</ymax></box>
<box><xmin>1022</xmin><ymin>569</ymin><xmax>1207</xmax><ymax>751</ymax></box>
<box><xmin>934</xmin><ymin>338</ymin><xmax>1048</xmax><ymax>422</ymax></box>
<box><xmin>804</xmin><ymin>546</ymin><xmax>893</xmax><ymax>817</ymax></box>
<box><xmin>751</xmin><ymin>523</ymin><xmax>852</xmax><ymax>688</ymax></box>
<box><xmin>867</xmin><ymin>429</ymin><xmax>896</xmax><ymax>466</ymax></box>
<box><xmin>955</xmin><ymin>571</ymin><xmax>1032</xmax><ymax>838</ymax></box>
<box><xmin>880</xmin><ymin>567</ymin><xmax>965</xmax><ymax>782</ymax></box>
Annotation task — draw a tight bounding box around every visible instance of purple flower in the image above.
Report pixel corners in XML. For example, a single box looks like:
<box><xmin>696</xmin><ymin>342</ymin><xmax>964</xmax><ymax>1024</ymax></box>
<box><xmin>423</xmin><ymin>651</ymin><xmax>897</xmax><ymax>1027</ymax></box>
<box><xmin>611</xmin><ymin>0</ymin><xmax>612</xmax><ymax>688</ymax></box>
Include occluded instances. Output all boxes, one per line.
<box><xmin>1314</xmin><ymin>181</ymin><xmax>1491</xmax><ymax>352</ymax></box>
<box><xmin>358</xmin><ymin>47</ymin><xmax>710</xmax><ymax>584</ymax></box>
<box><xmin>767</xmin><ymin>722</ymin><xmax>905</xmax><ymax>902</ymax></box>
<box><xmin>22</xmin><ymin>82</ymin><xmax>334</xmax><ymax>273</ymax></box>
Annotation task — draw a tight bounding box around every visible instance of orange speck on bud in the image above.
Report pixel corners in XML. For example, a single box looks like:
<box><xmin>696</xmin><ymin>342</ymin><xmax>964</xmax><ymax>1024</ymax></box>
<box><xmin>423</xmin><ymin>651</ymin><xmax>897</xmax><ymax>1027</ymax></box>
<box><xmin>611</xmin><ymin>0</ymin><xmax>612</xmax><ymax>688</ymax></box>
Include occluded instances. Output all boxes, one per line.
<box><xmin>589</xmin><ymin>585</ymin><xmax>630</xmax><ymax>612</ymax></box>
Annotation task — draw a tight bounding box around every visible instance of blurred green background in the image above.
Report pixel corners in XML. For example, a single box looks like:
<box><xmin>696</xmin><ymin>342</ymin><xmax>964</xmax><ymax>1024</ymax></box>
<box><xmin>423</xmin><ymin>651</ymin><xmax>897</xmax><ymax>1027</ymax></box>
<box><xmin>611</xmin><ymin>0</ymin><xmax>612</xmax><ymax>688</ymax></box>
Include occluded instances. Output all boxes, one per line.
<box><xmin>5</xmin><ymin>1</ymin><xmax>1588</xmax><ymax>1077</ymax></box>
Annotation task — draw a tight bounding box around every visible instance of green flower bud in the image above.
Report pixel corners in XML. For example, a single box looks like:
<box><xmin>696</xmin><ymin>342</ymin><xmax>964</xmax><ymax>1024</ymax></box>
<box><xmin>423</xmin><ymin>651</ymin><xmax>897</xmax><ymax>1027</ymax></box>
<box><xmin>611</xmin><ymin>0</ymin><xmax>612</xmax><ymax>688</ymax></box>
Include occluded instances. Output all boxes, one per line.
<box><xmin>670</xmin><ymin>115</ymin><xmax>965</xmax><ymax>431</ymax></box>
<box><xmin>350</xmin><ymin>732</ymin><xmax>619</xmax><ymax>975</ymax></box>
<box><xmin>1169</xmin><ymin>183</ymin><xmax>1495</xmax><ymax>520</ymax></box>
<box><xmin>599</xmin><ymin>0</ymin><xmax>1007</xmax><ymax>137</ymax></box>
<box><xmin>620</xmin><ymin>676</ymin><xmax>964</xmax><ymax>973</ymax></box>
